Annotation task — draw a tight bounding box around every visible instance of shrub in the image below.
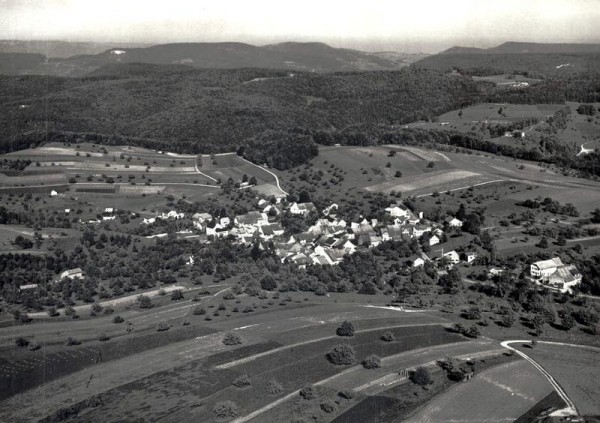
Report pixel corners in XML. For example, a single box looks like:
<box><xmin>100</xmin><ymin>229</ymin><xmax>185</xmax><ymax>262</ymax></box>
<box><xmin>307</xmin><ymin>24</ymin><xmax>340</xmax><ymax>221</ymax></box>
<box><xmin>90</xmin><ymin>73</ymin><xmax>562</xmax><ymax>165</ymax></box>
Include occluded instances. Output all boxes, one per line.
<box><xmin>28</xmin><ymin>341</ymin><xmax>41</xmax><ymax>351</ymax></box>
<box><xmin>112</xmin><ymin>315</ymin><xmax>124</xmax><ymax>324</ymax></box>
<box><xmin>265</xmin><ymin>379</ymin><xmax>283</xmax><ymax>396</ymax></box>
<box><xmin>232</xmin><ymin>374</ymin><xmax>251</xmax><ymax>388</ymax></box>
<box><xmin>338</xmin><ymin>390</ymin><xmax>355</xmax><ymax>400</ymax></box>
<box><xmin>20</xmin><ymin>313</ymin><xmax>32</xmax><ymax>323</ymax></box>
<box><xmin>137</xmin><ymin>295</ymin><xmax>153</xmax><ymax>309</ymax></box>
<box><xmin>171</xmin><ymin>290</ymin><xmax>184</xmax><ymax>301</ymax></box>
<box><xmin>362</xmin><ymin>354</ymin><xmax>382</xmax><ymax>369</ymax></box>
<box><xmin>47</xmin><ymin>307</ymin><xmax>59</xmax><ymax>317</ymax></box>
<box><xmin>103</xmin><ymin>306</ymin><xmax>114</xmax><ymax>315</ymax></box>
<box><xmin>320</xmin><ymin>401</ymin><xmax>336</xmax><ymax>413</ymax></box>
<box><xmin>223</xmin><ymin>332</ymin><xmax>243</xmax><ymax>346</ymax></box>
<box><xmin>299</xmin><ymin>385</ymin><xmax>316</xmax><ymax>400</ymax></box>
<box><xmin>66</xmin><ymin>337</ymin><xmax>81</xmax><ymax>346</ymax></box>
<box><xmin>15</xmin><ymin>337</ymin><xmax>29</xmax><ymax>347</ymax></box>
<box><xmin>327</xmin><ymin>344</ymin><xmax>355</xmax><ymax>365</ymax></box>
<box><xmin>410</xmin><ymin>366</ymin><xmax>432</xmax><ymax>386</ymax></box>
<box><xmin>193</xmin><ymin>306</ymin><xmax>206</xmax><ymax>315</ymax></box>
<box><xmin>464</xmin><ymin>325</ymin><xmax>480</xmax><ymax>338</ymax></box>
<box><xmin>213</xmin><ymin>401</ymin><xmax>238</xmax><ymax>419</ymax></box>
<box><xmin>157</xmin><ymin>322</ymin><xmax>170</xmax><ymax>332</ymax></box>
<box><xmin>336</xmin><ymin>321</ymin><xmax>355</xmax><ymax>337</ymax></box>
<box><xmin>380</xmin><ymin>331</ymin><xmax>395</xmax><ymax>342</ymax></box>
<box><xmin>98</xmin><ymin>332</ymin><xmax>110</xmax><ymax>342</ymax></box>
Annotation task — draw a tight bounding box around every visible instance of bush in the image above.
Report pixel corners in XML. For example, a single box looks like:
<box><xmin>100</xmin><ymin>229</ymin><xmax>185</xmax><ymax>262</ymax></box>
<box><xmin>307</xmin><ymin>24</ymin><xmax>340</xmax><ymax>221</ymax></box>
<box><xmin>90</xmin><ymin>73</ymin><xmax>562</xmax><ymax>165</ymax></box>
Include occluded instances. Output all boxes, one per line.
<box><xmin>362</xmin><ymin>354</ymin><xmax>382</xmax><ymax>369</ymax></box>
<box><xmin>380</xmin><ymin>331</ymin><xmax>395</xmax><ymax>342</ymax></box>
<box><xmin>157</xmin><ymin>322</ymin><xmax>170</xmax><ymax>332</ymax></box>
<box><xmin>103</xmin><ymin>306</ymin><xmax>114</xmax><ymax>315</ymax></box>
<box><xmin>193</xmin><ymin>306</ymin><xmax>206</xmax><ymax>315</ymax></box>
<box><xmin>66</xmin><ymin>337</ymin><xmax>81</xmax><ymax>346</ymax></box>
<box><xmin>336</xmin><ymin>321</ymin><xmax>355</xmax><ymax>337</ymax></box>
<box><xmin>98</xmin><ymin>332</ymin><xmax>110</xmax><ymax>342</ymax></box>
<box><xmin>464</xmin><ymin>325</ymin><xmax>480</xmax><ymax>338</ymax></box>
<box><xmin>320</xmin><ymin>401</ymin><xmax>336</xmax><ymax>413</ymax></box>
<box><xmin>223</xmin><ymin>332</ymin><xmax>243</xmax><ymax>345</ymax></box>
<box><xmin>338</xmin><ymin>390</ymin><xmax>355</xmax><ymax>400</ymax></box>
<box><xmin>171</xmin><ymin>290</ymin><xmax>184</xmax><ymax>301</ymax></box>
<box><xmin>15</xmin><ymin>337</ymin><xmax>29</xmax><ymax>347</ymax></box>
<box><xmin>213</xmin><ymin>401</ymin><xmax>238</xmax><ymax>419</ymax></box>
<box><xmin>47</xmin><ymin>307</ymin><xmax>59</xmax><ymax>317</ymax></box>
<box><xmin>265</xmin><ymin>379</ymin><xmax>283</xmax><ymax>396</ymax></box>
<box><xmin>28</xmin><ymin>341</ymin><xmax>41</xmax><ymax>351</ymax></box>
<box><xmin>410</xmin><ymin>366</ymin><xmax>432</xmax><ymax>386</ymax></box>
<box><xmin>113</xmin><ymin>315</ymin><xmax>124</xmax><ymax>323</ymax></box>
<box><xmin>327</xmin><ymin>344</ymin><xmax>355</xmax><ymax>365</ymax></box>
<box><xmin>232</xmin><ymin>374</ymin><xmax>251</xmax><ymax>388</ymax></box>
<box><xmin>137</xmin><ymin>295</ymin><xmax>153</xmax><ymax>309</ymax></box>
<box><xmin>299</xmin><ymin>385</ymin><xmax>316</xmax><ymax>400</ymax></box>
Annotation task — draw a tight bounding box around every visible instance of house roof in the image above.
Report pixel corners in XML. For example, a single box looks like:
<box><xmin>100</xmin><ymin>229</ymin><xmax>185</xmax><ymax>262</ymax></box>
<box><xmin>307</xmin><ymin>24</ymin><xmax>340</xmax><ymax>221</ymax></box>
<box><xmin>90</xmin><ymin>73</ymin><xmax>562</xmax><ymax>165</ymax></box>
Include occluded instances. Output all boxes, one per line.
<box><xmin>533</xmin><ymin>257</ymin><xmax>564</xmax><ymax>270</ymax></box>
<box><xmin>62</xmin><ymin>268</ymin><xmax>83</xmax><ymax>276</ymax></box>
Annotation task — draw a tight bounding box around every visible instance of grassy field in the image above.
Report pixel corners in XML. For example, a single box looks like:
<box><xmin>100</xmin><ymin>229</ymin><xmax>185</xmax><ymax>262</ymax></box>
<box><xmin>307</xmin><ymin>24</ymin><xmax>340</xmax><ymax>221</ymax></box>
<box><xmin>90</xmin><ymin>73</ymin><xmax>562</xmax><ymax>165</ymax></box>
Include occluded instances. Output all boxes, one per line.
<box><xmin>404</xmin><ymin>359</ymin><xmax>555</xmax><ymax>422</ymax></box>
<box><xmin>516</xmin><ymin>343</ymin><xmax>600</xmax><ymax>416</ymax></box>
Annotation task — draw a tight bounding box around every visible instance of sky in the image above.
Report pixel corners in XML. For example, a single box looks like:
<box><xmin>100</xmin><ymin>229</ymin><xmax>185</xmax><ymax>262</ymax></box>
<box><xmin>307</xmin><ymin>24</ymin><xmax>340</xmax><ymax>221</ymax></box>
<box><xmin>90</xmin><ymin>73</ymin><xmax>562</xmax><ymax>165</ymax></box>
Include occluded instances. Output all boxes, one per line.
<box><xmin>1</xmin><ymin>0</ymin><xmax>600</xmax><ymax>53</ymax></box>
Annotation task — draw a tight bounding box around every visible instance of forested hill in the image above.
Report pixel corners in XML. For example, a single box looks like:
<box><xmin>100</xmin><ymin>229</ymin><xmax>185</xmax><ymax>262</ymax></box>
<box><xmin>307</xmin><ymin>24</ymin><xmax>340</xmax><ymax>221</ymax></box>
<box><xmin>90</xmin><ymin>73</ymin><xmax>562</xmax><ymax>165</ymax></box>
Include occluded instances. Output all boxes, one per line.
<box><xmin>0</xmin><ymin>67</ymin><xmax>482</xmax><ymax>155</ymax></box>
<box><xmin>415</xmin><ymin>42</ymin><xmax>600</xmax><ymax>77</ymax></box>
<box><xmin>0</xmin><ymin>42</ymin><xmax>419</xmax><ymax>77</ymax></box>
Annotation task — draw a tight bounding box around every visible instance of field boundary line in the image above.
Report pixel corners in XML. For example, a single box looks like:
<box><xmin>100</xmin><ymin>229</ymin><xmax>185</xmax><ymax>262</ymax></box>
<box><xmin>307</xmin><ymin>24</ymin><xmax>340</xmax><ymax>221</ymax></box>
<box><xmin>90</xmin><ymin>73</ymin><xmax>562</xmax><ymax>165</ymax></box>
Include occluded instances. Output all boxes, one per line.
<box><xmin>500</xmin><ymin>340</ymin><xmax>578</xmax><ymax>415</ymax></box>
<box><xmin>214</xmin><ymin>323</ymin><xmax>444</xmax><ymax>370</ymax></box>
<box><xmin>237</xmin><ymin>156</ymin><xmax>288</xmax><ymax>196</ymax></box>
<box><xmin>194</xmin><ymin>157</ymin><xmax>218</xmax><ymax>182</ymax></box>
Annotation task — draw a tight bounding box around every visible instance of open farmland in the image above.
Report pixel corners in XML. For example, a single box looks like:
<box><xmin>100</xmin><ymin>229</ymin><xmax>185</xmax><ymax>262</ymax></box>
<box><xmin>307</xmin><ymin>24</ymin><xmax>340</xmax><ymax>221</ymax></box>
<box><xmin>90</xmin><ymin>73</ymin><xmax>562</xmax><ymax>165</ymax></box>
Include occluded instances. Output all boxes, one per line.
<box><xmin>404</xmin><ymin>359</ymin><xmax>556</xmax><ymax>423</ymax></box>
<box><xmin>515</xmin><ymin>342</ymin><xmax>600</xmax><ymax>416</ymax></box>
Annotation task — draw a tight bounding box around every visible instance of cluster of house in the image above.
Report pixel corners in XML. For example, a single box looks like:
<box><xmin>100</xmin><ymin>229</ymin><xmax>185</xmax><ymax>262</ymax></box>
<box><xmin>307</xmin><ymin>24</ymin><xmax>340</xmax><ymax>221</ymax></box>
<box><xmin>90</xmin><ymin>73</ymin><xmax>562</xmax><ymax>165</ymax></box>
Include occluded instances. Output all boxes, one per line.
<box><xmin>142</xmin><ymin>210</ymin><xmax>185</xmax><ymax>225</ymax></box>
<box><xmin>529</xmin><ymin>257</ymin><xmax>582</xmax><ymax>293</ymax></box>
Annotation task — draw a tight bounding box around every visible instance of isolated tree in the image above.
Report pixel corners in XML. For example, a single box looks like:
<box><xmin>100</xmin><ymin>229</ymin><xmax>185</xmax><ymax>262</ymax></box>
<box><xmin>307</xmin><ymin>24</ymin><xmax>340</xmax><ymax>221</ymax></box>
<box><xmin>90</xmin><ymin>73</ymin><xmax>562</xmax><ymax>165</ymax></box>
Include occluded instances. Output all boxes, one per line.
<box><xmin>380</xmin><ymin>331</ymin><xmax>395</xmax><ymax>342</ymax></box>
<box><xmin>410</xmin><ymin>366</ymin><xmax>432</xmax><ymax>386</ymax></box>
<box><xmin>265</xmin><ymin>379</ymin><xmax>283</xmax><ymax>396</ymax></box>
<box><xmin>327</xmin><ymin>344</ymin><xmax>356</xmax><ymax>365</ymax></box>
<box><xmin>232</xmin><ymin>374</ymin><xmax>251</xmax><ymax>388</ymax></box>
<box><xmin>213</xmin><ymin>401</ymin><xmax>238</xmax><ymax>419</ymax></box>
<box><xmin>299</xmin><ymin>385</ymin><xmax>316</xmax><ymax>400</ymax></box>
<box><xmin>394</xmin><ymin>170</ymin><xmax>403</xmax><ymax>178</ymax></box>
<box><xmin>171</xmin><ymin>289</ymin><xmax>184</xmax><ymax>301</ymax></box>
<box><xmin>362</xmin><ymin>354</ymin><xmax>382</xmax><ymax>369</ymax></box>
<box><xmin>137</xmin><ymin>294</ymin><xmax>153</xmax><ymax>309</ymax></box>
<box><xmin>336</xmin><ymin>321</ymin><xmax>355</xmax><ymax>337</ymax></box>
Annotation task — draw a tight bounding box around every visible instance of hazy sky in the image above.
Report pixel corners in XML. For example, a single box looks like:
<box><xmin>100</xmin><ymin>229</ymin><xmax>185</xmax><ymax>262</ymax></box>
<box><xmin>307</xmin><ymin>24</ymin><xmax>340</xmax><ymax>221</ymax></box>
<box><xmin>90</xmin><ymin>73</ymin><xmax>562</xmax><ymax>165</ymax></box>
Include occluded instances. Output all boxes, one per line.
<box><xmin>1</xmin><ymin>0</ymin><xmax>600</xmax><ymax>52</ymax></box>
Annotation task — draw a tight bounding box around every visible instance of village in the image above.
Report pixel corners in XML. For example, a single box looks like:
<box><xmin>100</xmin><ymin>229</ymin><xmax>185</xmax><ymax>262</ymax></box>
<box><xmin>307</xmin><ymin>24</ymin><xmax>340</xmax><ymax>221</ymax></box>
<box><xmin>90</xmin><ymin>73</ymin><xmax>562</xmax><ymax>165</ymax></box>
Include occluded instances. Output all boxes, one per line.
<box><xmin>130</xmin><ymin>194</ymin><xmax>583</xmax><ymax>294</ymax></box>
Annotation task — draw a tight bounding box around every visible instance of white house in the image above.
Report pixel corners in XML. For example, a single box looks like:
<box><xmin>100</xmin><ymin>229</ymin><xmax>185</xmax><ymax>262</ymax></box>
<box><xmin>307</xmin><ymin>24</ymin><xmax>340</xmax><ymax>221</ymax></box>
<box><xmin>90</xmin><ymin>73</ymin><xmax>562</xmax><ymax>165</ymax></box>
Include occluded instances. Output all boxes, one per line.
<box><xmin>65</xmin><ymin>209</ymin><xmax>71</xmax><ymax>214</ymax></box>
<box><xmin>289</xmin><ymin>202</ymin><xmax>316</xmax><ymax>216</ymax></box>
<box><xmin>530</xmin><ymin>257</ymin><xmax>582</xmax><ymax>293</ymax></box>
<box><xmin>60</xmin><ymin>268</ymin><xmax>84</xmax><ymax>280</ymax></box>
<box><xmin>142</xmin><ymin>217</ymin><xmax>156</xmax><ymax>225</ymax></box>
<box><xmin>530</xmin><ymin>258</ymin><xmax>564</xmax><ymax>278</ymax></box>
<box><xmin>429</xmin><ymin>235</ymin><xmax>440</xmax><ymax>246</ymax></box>
<box><xmin>50</xmin><ymin>190</ymin><xmax>58</xmax><ymax>197</ymax></box>
<box><xmin>385</xmin><ymin>204</ymin><xmax>410</xmax><ymax>219</ymax></box>
<box><xmin>105</xmin><ymin>207</ymin><xmax>114</xmax><ymax>214</ymax></box>
<box><xmin>464</xmin><ymin>251</ymin><xmax>478</xmax><ymax>264</ymax></box>
<box><xmin>160</xmin><ymin>210</ymin><xmax>184</xmax><ymax>220</ymax></box>
<box><xmin>410</xmin><ymin>256</ymin><xmax>425</xmax><ymax>268</ymax></box>
<box><xmin>446</xmin><ymin>217</ymin><xmax>463</xmax><ymax>228</ymax></box>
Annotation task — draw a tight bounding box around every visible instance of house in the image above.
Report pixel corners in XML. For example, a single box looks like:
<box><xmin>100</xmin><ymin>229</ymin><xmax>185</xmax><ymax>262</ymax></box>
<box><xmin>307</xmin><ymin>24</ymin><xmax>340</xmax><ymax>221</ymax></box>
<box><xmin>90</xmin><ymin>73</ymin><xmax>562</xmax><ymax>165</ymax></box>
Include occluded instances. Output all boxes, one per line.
<box><xmin>385</xmin><ymin>204</ymin><xmax>410</xmax><ymax>219</ymax></box>
<box><xmin>257</xmin><ymin>199</ymin><xmax>268</xmax><ymax>208</ymax></box>
<box><xmin>105</xmin><ymin>208</ymin><xmax>114</xmax><ymax>214</ymax></box>
<box><xmin>412</xmin><ymin>224</ymin><xmax>432</xmax><ymax>238</ymax></box>
<box><xmin>289</xmin><ymin>202</ymin><xmax>317</xmax><ymax>216</ymax></box>
<box><xmin>263</xmin><ymin>204</ymin><xmax>282</xmax><ymax>216</ymax></box>
<box><xmin>65</xmin><ymin>209</ymin><xmax>71</xmax><ymax>214</ymax></box>
<box><xmin>235</xmin><ymin>211</ymin><xmax>269</xmax><ymax>228</ymax></box>
<box><xmin>429</xmin><ymin>235</ymin><xmax>440</xmax><ymax>246</ymax></box>
<box><xmin>446</xmin><ymin>217</ymin><xmax>463</xmax><ymax>228</ymax></box>
<box><xmin>60</xmin><ymin>268</ymin><xmax>84</xmax><ymax>280</ymax></box>
<box><xmin>220</xmin><ymin>217</ymin><xmax>231</xmax><ymax>227</ymax></box>
<box><xmin>409</xmin><ymin>256</ymin><xmax>425</xmax><ymax>268</ymax></box>
<box><xmin>160</xmin><ymin>210</ymin><xmax>184</xmax><ymax>220</ymax></box>
<box><xmin>464</xmin><ymin>251</ymin><xmax>478</xmax><ymax>264</ymax></box>
<box><xmin>530</xmin><ymin>257</ymin><xmax>582</xmax><ymax>293</ymax></box>
<box><xmin>142</xmin><ymin>217</ymin><xmax>156</xmax><ymax>225</ymax></box>
<box><xmin>50</xmin><ymin>190</ymin><xmax>58</xmax><ymax>197</ymax></box>
<box><xmin>488</xmin><ymin>267</ymin><xmax>505</xmax><ymax>277</ymax></box>
<box><xmin>430</xmin><ymin>249</ymin><xmax>460</xmax><ymax>265</ymax></box>
<box><xmin>192</xmin><ymin>212</ymin><xmax>212</xmax><ymax>223</ymax></box>
<box><xmin>102</xmin><ymin>215</ymin><xmax>116</xmax><ymax>221</ymax></box>
<box><xmin>19</xmin><ymin>284</ymin><xmax>38</xmax><ymax>290</ymax></box>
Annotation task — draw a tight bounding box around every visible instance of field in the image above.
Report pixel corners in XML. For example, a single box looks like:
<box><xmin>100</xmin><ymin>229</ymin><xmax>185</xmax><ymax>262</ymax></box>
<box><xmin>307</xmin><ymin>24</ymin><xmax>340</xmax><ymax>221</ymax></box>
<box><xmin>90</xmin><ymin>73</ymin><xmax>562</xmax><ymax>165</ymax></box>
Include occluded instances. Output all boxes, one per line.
<box><xmin>404</xmin><ymin>359</ymin><xmax>555</xmax><ymax>422</ymax></box>
<box><xmin>516</xmin><ymin>342</ymin><xmax>600</xmax><ymax>416</ymax></box>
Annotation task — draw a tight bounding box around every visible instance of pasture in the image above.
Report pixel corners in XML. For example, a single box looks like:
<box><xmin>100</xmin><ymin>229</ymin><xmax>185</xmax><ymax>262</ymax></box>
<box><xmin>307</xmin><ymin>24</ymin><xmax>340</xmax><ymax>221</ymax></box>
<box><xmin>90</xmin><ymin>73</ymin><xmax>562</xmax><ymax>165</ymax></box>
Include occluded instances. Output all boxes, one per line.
<box><xmin>517</xmin><ymin>343</ymin><xmax>600</xmax><ymax>416</ymax></box>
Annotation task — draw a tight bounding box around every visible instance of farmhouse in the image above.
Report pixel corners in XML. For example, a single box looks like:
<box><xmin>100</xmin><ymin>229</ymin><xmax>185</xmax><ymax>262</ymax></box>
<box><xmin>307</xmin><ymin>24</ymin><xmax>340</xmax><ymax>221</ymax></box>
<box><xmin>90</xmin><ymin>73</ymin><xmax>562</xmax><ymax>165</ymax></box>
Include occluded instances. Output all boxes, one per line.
<box><xmin>50</xmin><ymin>190</ymin><xmax>58</xmax><ymax>197</ymax></box>
<box><xmin>530</xmin><ymin>257</ymin><xmax>582</xmax><ymax>293</ymax></box>
<box><xmin>60</xmin><ymin>268</ymin><xmax>84</xmax><ymax>280</ymax></box>
<box><xmin>289</xmin><ymin>202</ymin><xmax>317</xmax><ymax>216</ymax></box>
<box><xmin>385</xmin><ymin>203</ymin><xmax>410</xmax><ymax>219</ymax></box>
<box><xmin>160</xmin><ymin>210</ymin><xmax>184</xmax><ymax>220</ymax></box>
<box><xmin>408</xmin><ymin>256</ymin><xmax>425</xmax><ymax>268</ymax></box>
<box><xmin>429</xmin><ymin>235</ymin><xmax>440</xmax><ymax>246</ymax></box>
<box><xmin>464</xmin><ymin>251</ymin><xmax>478</xmax><ymax>264</ymax></box>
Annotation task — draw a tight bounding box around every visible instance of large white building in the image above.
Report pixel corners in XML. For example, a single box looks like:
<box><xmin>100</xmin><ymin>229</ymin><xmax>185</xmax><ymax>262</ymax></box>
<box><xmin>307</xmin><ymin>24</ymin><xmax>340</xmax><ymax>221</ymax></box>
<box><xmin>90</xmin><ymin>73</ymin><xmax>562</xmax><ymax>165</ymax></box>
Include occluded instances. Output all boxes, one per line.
<box><xmin>530</xmin><ymin>257</ymin><xmax>582</xmax><ymax>293</ymax></box>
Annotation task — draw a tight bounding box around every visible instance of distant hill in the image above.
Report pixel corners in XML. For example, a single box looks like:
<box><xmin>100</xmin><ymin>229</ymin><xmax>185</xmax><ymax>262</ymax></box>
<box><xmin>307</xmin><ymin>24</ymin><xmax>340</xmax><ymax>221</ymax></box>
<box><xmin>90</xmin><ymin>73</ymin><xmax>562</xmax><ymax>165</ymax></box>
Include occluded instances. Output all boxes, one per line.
<box><xmin>0</xmin><ymin>40</ymin><xmax>149</xmax><ymax>58</ymax></box>
<box><xmin>0</xmin><ymin>41</ymin><xmax>414</xmax><ymax>76</ymax></box>
<box><xmin>0</xmin><ymin>53</ymin><xmax>46</xmax><ymax>74</ymax></box>
<box><xmin>440</xmin><ymin>42</ymin><xmax>600</xmax><ymax>55</ymax></box>
<box><xmin>416</xmin><ymin>42</ymin><xmax>600</xmax><ymax>76</ymax></box>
